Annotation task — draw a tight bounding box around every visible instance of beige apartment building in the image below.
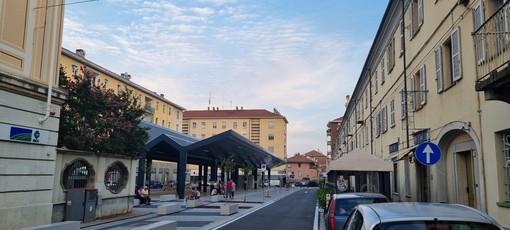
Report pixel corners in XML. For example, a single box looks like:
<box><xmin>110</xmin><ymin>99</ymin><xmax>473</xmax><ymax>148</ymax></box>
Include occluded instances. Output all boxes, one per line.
<box><xmin>326</xmin><ymin>117</ymin><xmax>343</xmax><ymax>160</ymax></box>
<box><xmin>60</xmin><ymin>48</ymin><xmax>186</xmax><ymax>131</ymax></box>
<box><xmin>0</xmin><ymin>1</ymin><xmax>66</xmax><ymax>229</ymax></box>
<box><xmin>335</xmin><ymin>0</ymin><xmax>510</xmax><ymax>227</ymax></box>
<box><xmin>183</xmin><ymin>107</ymin><xmax>288</xmax><ymax>176</ymax></box>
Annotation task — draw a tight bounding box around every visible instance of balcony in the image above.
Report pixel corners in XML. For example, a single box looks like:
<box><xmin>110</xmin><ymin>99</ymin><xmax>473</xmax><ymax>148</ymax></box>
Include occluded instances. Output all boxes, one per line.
<box><xmin>145</xmin><ymin>104</ymin><xmax>155</xmax><ymax>114</ymax></box>
<box><xmin>473</xmin><ymin>1</ymin><xmax>510</xmax><ymax>103</ymax></box>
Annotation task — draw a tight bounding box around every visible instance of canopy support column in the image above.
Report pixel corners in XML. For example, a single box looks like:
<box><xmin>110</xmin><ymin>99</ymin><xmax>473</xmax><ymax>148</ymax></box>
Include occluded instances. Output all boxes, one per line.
<box><xmin>177</xmin><ymin>150</ymin><xmax>187</xmax><ymax>199</ymax></box>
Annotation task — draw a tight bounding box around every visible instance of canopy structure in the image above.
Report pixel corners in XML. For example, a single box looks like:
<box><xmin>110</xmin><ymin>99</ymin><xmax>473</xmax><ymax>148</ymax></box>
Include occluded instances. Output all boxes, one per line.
<box><xmin>327</xmin><ymin>149</ymin><xmax>392</xmax><ymax>198</ymax></box>
<box><xmin>138</xmin><ymin>120</ymin><xmax>285</xmax><ymax>198</ymax></box>
<box><xmin>327</xmin><ymin>148</ymin><xmax>393</xmax><ymax>173</ymax></box>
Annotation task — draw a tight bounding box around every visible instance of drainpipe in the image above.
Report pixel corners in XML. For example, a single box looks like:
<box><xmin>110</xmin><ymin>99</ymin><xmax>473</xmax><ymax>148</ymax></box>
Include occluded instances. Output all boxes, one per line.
<box><xmin>39</xmin><ymin>80</ymin><xmax>54</xmax><ymax>124</ymax></box>
<box><xmin>476</xmin><ymin>92</ymin><xmax>487</xmax><ymax>212</ymax></box>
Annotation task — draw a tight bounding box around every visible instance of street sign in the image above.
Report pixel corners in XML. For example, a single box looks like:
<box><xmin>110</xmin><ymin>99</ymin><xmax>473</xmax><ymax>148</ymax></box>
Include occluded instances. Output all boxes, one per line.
<box><xmin>261</xmin><ymin>164</ymin><xmax>267</xmax><ymax>172</ymax></box>
<box><xmin>415</xmin><ymin>142</ymin><xmax>441</xmax><ymax>165</ymax></box>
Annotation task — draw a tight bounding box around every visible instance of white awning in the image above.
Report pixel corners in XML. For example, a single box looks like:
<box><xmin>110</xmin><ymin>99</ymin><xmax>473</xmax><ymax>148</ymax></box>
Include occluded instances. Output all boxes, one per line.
<box><xmin>327</xmin><ymin>148</ymin><xmax>393</xmax><ymax>173</ymax></box>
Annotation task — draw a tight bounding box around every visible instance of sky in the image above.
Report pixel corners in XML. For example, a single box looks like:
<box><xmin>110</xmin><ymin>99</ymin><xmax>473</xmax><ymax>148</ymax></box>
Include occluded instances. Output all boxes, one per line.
<box><xmin>62</xmin><ymin>0</ymin><xmax>388</xmax><ymax>157</ymax></box>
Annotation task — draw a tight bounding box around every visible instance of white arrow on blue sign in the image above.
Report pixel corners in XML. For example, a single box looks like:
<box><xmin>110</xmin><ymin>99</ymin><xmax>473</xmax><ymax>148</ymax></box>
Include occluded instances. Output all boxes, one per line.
<box><xmin>415</xmin><ymin>142</ymin><xmax>441</xmax><ymax>165</ymax></box>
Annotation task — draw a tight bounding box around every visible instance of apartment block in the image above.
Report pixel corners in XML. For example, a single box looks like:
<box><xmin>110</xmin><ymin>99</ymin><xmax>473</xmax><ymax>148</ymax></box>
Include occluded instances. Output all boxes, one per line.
<box><xmin>183</xmin><ymin>107</ymin><xmax>288</xmax><ymax>175</ymax></box>
<box><xmin>60</xmin><ymin>47</ymin><xmax>186</xmax><ymax>132</ymax></box>
<box><xmin>335</xmin><ymin>1</ymin><xmax>510</xmax><ymax>227</ymax></box>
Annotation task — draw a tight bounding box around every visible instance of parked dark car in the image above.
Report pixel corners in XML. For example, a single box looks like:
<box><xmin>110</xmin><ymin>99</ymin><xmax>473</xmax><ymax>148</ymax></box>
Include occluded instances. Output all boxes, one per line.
<box><xmin>343</xmin><ymin>202</ymin><xmax>504</xmax><ymax>230</ymax></box>
<box><xmin>149</xmin><ymin>180</ymin><xmax>163</xmax><ymax>189</ymax></box>
<box><xmin>326</xmin><ymin>192</ymin><xmax>389</xmax><ymax>230</ymax></box>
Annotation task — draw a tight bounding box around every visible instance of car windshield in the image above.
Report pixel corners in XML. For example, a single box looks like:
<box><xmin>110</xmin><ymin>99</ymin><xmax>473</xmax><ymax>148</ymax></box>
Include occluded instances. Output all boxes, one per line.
<box><xmin>377</xmin><ymin>221</ymin><xmax>500</xmax><ymax>230</ymax></box>
<box><xmin>335</xmin><ymin>198</ymin><xmax>387</xmax><ymax>216</ymax></box>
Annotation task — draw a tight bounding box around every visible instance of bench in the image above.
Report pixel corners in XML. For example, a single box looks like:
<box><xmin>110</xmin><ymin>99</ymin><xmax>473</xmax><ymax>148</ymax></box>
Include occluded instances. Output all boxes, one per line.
<box><xmin>210</xmin><ymin>195</ymin><xmax>224</xmax><ymax>202</ymax></box>
<box><xmin>157</xmin><ymin>203</ymin><xmax>181</xmax><ymax>215</ymax></box>
<box><xmin>159</xmin><ymin>194</ymin><xmax>177</xmax><ymax>202</ymax></box>
<box><xmin>20</xmin><ymin>221</ymin><xmax>80</xmax><ymax>230</ymax></box>
<box><xmin>130</xmin><ymin>220</ymin><xmax>176</xmax><ymax>230</ymax></box>
<box><xmin>186</xmin><ymin>198</ymin><xmax>204</xmax><ymax>208</ymax></box>
<box><xmin>220</xmin><ymin>203</ymin><xmax>239</xmax><ymax>216</ymax></box>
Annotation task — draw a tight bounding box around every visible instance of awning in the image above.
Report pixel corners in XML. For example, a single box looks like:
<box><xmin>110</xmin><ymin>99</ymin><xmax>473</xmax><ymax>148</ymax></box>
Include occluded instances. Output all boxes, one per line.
<box><xmin>327</xmin><ymin>148</ymin><xmax>393</xmax><ymax>173</ymax></box>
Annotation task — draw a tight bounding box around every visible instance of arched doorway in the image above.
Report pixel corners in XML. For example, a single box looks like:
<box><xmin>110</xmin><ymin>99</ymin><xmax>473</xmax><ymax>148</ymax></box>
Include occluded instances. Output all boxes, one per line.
<box><xmin>435</xmin><ymin>121</ymin><xmax>483</xmax><ymax>209</ymax></box>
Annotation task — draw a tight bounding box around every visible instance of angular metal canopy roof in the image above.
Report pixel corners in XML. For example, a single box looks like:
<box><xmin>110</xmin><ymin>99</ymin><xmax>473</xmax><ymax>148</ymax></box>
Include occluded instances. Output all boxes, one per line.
<box><xmin>141</xmin><ymin>120</ymin><xmax>285</xmax><ymax>169</ymax></box>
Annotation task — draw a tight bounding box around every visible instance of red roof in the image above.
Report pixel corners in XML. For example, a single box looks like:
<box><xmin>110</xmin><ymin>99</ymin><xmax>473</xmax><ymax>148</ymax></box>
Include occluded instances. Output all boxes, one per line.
<box><xmin>184</xmin><ymin>109</ymin><xmax>288</xmax><ymax>123</ymax></box>
<box><xmin>286</xmin><ymin>155</ymin><xmax>315</xmax><ymax>163</ymax></box>
<box><xmin>304</xmin><ymin>150</ymin><xmax>326</xmax><ymax>158</ymax></box>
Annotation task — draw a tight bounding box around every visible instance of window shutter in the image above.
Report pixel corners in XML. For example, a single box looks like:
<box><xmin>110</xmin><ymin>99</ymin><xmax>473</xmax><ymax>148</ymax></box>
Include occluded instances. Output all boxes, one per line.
<box><xmin>435</xmin><ymin>47</ymin><xmax>443</xmax><ymax>92</ymax></box>
<box><xmin>451</xmin><ymin>27</ymin><xmax>462</xmax><ymax>81</ymax></box>
<box><xmin>410</xmin><ymin>76</ymin><xmax>416</xmax><ymax>112</ymax></box>
<box><xmin>409</xmin><ymin>2</ymin><xmax>414</xmax><ymax>38</ymax></box>
<box><xmin>420</xmin><ymin>64</ymin><xmax>426</xmax><ymax>105</ymax></box>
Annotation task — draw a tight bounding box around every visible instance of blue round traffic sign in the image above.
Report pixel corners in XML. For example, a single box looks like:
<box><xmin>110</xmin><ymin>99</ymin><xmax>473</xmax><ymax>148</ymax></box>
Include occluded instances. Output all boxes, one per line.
<box><xmin>415</xmin><ymin>142</ymin><xmax>441</xmax><ymax>165</ymax></box>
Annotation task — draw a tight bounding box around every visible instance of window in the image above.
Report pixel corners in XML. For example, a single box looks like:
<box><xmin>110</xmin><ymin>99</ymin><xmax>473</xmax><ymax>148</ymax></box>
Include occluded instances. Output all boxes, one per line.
<box><xmin>400</xmin><ymin>19</ymin><xmax>405</xmax><ymax>55</ymax></box>
<box><xmin>434</xmin><ymin>47</ymin><xmax>444</xmax><ymax>92</ymax></box>
<box><xmin>242</xmin><ymin>122</ymin><xmax>247</xmax><ymax>129</ymax></box>
<box><xmin>436</xmin><ymin>27</ymin><xmax>462</xmax><ymax>91</ymax></box>
<box><xmin>156</xmin><ymin>102</ymin><xmax>159</xmax><ymax>111</ymax></box>
<box><xmin>162</xmin><ymin>120</ymin><xmax>165</xmax><ymax>127</ymax></box>
<box><xmin>163</xmin><ymin>105</ymin><xmax>165</xmax><ymax>113</ymax></box>
<box><xmin>473</xmin><ymin>2</ymin><xmax>485</xmax><ymax>64</ymax></box>
<box><xmin>155</xmin><ymin>118</ymin><xmax>158</xmax><ymax>125</ymax></box>
<box><xmin>503</xmin><ymin>131</ymin><xmax>510</xmax><ymax>202</ymax></box>
<box><xmin>298</xmin><ymin>163</ymin><xmax>301</xmax><ymax>168</ymax></box>
<box><xmin>268</xmin><ymin>122</ymin><xmax>274</xmax><ymax>129</ymax></box>
<box><xmin>117</xmin><ymin>84</ymin><xmax>121</xmax><ymax>93</ymax></box>
<box><xmin>387</xmin><ymin>38</ymin><xmax>395</xmax><ymax>73</ymax></box>
<box><xmin>298</xmin><ymin>171</ymin><xmax>302</xmax><ymax>177</ymax></box>
<box><xmin>168</xmin><ymin>107</ymin><xmax>172</xmax><ymax>115</ymax></box>
<box><xmin>268</xmin><ymin>134</ymin><xmax>275</xmax><ymax>141</ymax></box>
<box><xmin>222</xmin><ymin>122</ymin><xmax>226</xmax><ymax>129</ymax></box>
<box><xmin>176</xmin><ymin>111</ymin><xmax>180</xmax><ymax>119</ymax></box>
<box><xmin>287</xmin><ymin>164</ymin><xmax>291</xmax><ymax>168</ymax></box>
<box><xmin>233</xmin><ymin>122</ymin><xmax>238</xmax><ymax>129</ymax></box>
<box><xmin>72</xmin><ymin>64</ymin><xmax>78</xmax><ymax>76</ymax></box>
<box><xmin>201</xmin><ymin>122</ymin><xmax>206</xmax><ymax>129</ymax></box>
<box><xmin>168</xmin><ymin>122</ymin><xmax>171</xmax><ymax>128</ymax></box>
<box><xmin>374</xmin><ymin>70</ymin><xmax>378</xmax><ymax>94</ymax></box>
<box><xmin>212</xmin><ymin>122</ymin><xmax>217</xmax><ymax>129</ymax></box>
<box><xmin>103</xmin><ymin>79</ymin><xmax>109</xmax><ymax>89</ymax></box>
<box><xmin>381</xmin><ymin>57</ymin><xmax>386</xmax><ymax>84</ymax></box>
<box><xmin>382</xmin><ymin>105</ymin><xmax>388</xmax><ymax>133</ymax></box>
<box><xmin>390</xmin><ymin>98</ymin><xmax>395</xmax><ymax>127</ymax></box>
<box><xmin>192</xmin><ymin>134</ymin><xmax>196</xmax><ymax>138</ymax></box>
<box><xmin>409</xmin><ymin>0</ymin><xmax>424</xmax><ymax>38</ymax></box>
<box><xmin>105</xmin><ymin>161</ymin><xmax>128</xmax><ymax>194</ymax></box>
<box><xmin>176</xmin><ymin>124</ymin><xmax>179</xmax><ymax>131</ymax></box>
<box><xmin>192</xmin><ymin>122</ymin><xmax>197</xmax><ymax>129</ymax></box>
<box><xmin>410</xmin><ymin>64</ymin><xmax>427</xmax><ymax>111</ymax></box>
<box><xmin>401</xmin><ymin>88</ymin><xmax>407</xmax><ymax>119</ymax></box>
<box><xmin>376</xmin><ymin>111</ymin><xmax>382</xmax><ymax>137</ymax></box>
<box><xmin>201</xmin><ymin>134</ymin><xmax>206</xmax><ymax>139</ymax></box>
<box><xmin>268</xmin><ymin>146</ymin><xmax>274</xmax><ymax>153</ymax></box>
<box><xmin>62</xmin><ymin>159</ymin><xmax>94</xmax><ymax>189</ymax></box>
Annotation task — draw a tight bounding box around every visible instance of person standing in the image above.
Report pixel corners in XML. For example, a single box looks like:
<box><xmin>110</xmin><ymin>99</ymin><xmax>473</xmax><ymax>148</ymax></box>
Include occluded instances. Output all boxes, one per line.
<box><xmin>282</xmin><ymin>176</ymin><xmax>288</xmax><ymax>191</ymax></box>
<box><xmin>225</xmin><ymin>179</ymin><xmax>233</xmax><ymax>199</ymax></box>
<box><xmin>231</xmin><ymin>181</ymin><xmax>236</xmax><ymax>199</ymax></box>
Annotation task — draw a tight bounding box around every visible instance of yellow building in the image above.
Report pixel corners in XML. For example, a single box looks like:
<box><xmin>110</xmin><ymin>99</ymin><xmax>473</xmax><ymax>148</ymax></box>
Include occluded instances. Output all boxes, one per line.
<box><xmin>335</xmin><ymin>1</ymin><xmax>510</xmax><ymax>228</ymax></box>
<box><xmin>183</xmin><ymin>107</ymin><xmax>288</xmax><ymax>176</ymax></box>
<box><xmin>0</xmin><ymin>1</ymin><xmax>65</xmax><ymax>229</ymax></box>
<box><xmin>60</xmin><ymin>47</ymin><xmax>186</xmax><ymax>132</ymax></box>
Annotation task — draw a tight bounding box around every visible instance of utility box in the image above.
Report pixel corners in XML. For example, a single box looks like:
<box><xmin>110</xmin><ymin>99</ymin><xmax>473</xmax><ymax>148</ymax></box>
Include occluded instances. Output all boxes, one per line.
<box><xmin>65</xmin><ymin>188</ymin><xmax>98</xmax><ymax>222</ymax></box>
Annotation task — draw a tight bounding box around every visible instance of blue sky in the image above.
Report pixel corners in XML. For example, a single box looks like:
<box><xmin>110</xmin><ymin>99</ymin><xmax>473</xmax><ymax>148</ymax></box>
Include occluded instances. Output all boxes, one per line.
<box><xmin>62</xmin><ymin>0</ymin><xmax>388</xmax><ymax>157</ymax></box>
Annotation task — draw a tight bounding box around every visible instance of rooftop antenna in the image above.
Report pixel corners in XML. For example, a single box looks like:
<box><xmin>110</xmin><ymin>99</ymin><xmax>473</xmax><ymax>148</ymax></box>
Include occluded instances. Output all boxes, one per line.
<box><xmin>208</xmin><ymin>91</ymin><xmax>211</xmax><ymax>108</ymax></box>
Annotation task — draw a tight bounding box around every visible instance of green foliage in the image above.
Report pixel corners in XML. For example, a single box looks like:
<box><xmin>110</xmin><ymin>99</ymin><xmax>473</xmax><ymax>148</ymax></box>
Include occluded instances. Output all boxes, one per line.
<box><xmin>219</xmin><ymin>155</ymin><xmax>236</xmax><ymax>178</ymax></box>
<box><xmin>58</xmin><ymin>66</ymin><xmax>148</xmax><ymax>158</ymax></box>
<box><xmin>317</xmin><ymin>186</ymin><xmax>335</xmax><ymax>209</ymax></box>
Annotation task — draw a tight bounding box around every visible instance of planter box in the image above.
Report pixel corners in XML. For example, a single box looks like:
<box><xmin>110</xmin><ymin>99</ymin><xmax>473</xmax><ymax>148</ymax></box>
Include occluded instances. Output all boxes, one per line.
<box><xmin>186</xmin><ymin>199</ymin><xmax>204</xmax><ymax>208</ymax></box>
<box><xmin>210</xmin><ymin>195</ymin><xmax>224</xmax><ymax>202</ymax></box>
<box><xmin>157</xmin><ymin>203</ymin><xmax>181</xmax><ymax>215</ymax></box>
<box><xmin>159</xmin><ymin>194</ymin><xmax>177</xmax><ymax>202</ymax></box>
<box><xmin>220</xmin><ymin>204</ymin><xmax>239</xmax><ymax>216</ymax></box>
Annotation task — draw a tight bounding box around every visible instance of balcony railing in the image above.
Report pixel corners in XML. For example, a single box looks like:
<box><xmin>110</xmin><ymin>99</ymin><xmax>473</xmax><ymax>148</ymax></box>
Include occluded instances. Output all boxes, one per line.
<box><xmin>145</xmin><ymin>104</ymin><xmax>155</xmax><ymax>114</ymax></box>
<box><xmin>473</xmin><ymin>1</ymin><xmax>510</xmax><ymax>83</ymax></box>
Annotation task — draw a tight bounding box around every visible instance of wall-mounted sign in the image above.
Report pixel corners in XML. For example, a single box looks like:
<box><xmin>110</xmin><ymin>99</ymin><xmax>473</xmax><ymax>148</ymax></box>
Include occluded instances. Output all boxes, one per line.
<box><xmin>0</xmin><ymin>124</ymin><xmax>49</xmax><ymax>144</ymax></box>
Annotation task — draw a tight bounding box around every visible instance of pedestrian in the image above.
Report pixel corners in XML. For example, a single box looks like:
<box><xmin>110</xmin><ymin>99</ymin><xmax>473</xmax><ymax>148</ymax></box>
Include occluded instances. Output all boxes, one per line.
<box><xmin>186</xmin><ymin>186</ymin><xmax>201</xmax><ymax>201</ymax></box>
<box><xmin>282</xmin><ymin>176</ymin><xmax>288</xmax><ymax>191</ymax></box>
<box><xmin>225</xmin><ymin>179</ymin><xmax>233</xmax><ymax>199</ymax></box>
<box><xmin>141</xmin><ymin>185</ymin><xmax>151</xmax><ymax>205</ymax></box>
<box><xmin>215</xmin><ymin>181</ymin><xmax>222</xmax><ymax>195</ymax></box>
<box><xmin>134</xmin><ymin>185</ymin><xmax>146</xmax><ymax>206</ymax></box>
<box><xmin>231</xmin><ymin>181</ymin><xmax>236</xmax><ymax>199</ymax></box>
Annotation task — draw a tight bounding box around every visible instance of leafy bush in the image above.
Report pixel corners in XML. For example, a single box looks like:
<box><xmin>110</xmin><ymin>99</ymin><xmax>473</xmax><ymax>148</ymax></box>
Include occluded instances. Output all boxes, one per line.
<box><xmin>317</xmin><ymin>186</ymin><xmax>335</xmax><ymax>209</ymax></box>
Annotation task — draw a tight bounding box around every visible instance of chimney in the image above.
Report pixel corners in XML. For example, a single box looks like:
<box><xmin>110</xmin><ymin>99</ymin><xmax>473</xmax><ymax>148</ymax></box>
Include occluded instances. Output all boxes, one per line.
<box><xmin>75</xmin><ymin>49</ymin><xmax>86</xmax><ymax>57</ymax></box>
<box><xmin>241</xmin><ymin>106</ymin><xmax>243</xmax><ymax>110</ymax></box>
<box><xmin>120</xmin><ymin>72</ymin><xmax>132</xmax><ymax>81</ymax></box>
<box><xmin>160</xmin><ymin>94</ymin><xmax>164</xmax><ymax>98</ymax></box>
<box><xmin>236</xmin><ymin>106</ymin><xmax>239</xmax><ymax>110</ymax></box>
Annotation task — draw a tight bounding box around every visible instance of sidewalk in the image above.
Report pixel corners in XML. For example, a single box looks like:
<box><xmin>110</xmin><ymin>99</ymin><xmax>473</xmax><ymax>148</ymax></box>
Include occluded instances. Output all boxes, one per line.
<box><xmin>81</xmin><ymin>186</ymin><xmax>301</xmax><ymax>230</ymax></box>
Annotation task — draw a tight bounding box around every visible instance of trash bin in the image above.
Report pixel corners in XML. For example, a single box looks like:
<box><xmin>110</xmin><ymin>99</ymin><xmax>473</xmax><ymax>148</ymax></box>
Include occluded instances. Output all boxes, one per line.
<box><xmin>65</xmin><ymin>188</ymin><xmax>98</xmax><ymax>222</ymax></box>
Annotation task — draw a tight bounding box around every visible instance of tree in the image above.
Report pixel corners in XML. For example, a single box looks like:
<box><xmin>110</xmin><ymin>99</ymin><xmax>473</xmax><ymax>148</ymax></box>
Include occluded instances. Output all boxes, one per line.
<box><xmin>58</xmin><ymin>66</ymin><xmax>148</xmax><ymax>158</ymax></box>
